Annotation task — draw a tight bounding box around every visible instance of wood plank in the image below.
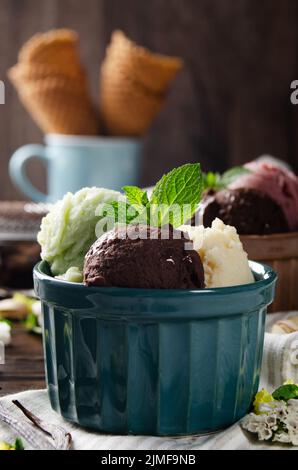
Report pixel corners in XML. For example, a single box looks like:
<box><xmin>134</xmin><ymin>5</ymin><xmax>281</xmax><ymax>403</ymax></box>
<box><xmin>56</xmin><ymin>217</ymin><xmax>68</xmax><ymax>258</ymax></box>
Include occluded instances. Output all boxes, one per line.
<box><xmin>0</xmin><ymin>323</ymin><xmax>45</xmax><ymax>397</ymax></box>
<box><xmin>0</xmin><ymin>381</ymin><xmax>45</xmax><ymax>397</ymax></box>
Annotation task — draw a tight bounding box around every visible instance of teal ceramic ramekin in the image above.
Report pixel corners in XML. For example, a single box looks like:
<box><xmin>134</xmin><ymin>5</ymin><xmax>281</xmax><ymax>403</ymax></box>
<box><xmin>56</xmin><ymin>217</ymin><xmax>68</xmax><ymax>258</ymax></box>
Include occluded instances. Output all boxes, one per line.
<box><xmin>34</xmin><ymin>260</ymin><xmax>276</xmax><ymax>436</ymax></box>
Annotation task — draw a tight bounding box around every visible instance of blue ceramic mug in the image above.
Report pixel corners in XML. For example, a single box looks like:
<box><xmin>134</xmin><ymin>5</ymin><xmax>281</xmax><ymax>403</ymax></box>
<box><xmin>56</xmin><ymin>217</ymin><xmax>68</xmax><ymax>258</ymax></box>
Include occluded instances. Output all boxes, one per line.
<box><xmin>9</xmin><ymin>134</ymin><xmax>142</xmax><ymax>203</ymax></box>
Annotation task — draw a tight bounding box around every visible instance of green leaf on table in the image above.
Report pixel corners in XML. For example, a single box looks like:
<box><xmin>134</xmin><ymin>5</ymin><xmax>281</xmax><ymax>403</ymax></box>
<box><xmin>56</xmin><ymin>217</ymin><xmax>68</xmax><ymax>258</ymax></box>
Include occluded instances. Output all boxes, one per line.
<box><xmin>0</xmin><ymin>438</ymin><xmax>24</xmax><ymax>451</ymax></box>
<box><xmin>14</xmin><ymin>438</ymin><xmax>24</xmax><ymax>451</ymax></box>
<box><xmin>24</xmin><ymin>312</ymin><xmax>38</xmax><ymax>332</ymax></box>
<box><xmin>272</xmin><ymin>384</ymin><xmax>298</xmax><ymax>401</ymax></box>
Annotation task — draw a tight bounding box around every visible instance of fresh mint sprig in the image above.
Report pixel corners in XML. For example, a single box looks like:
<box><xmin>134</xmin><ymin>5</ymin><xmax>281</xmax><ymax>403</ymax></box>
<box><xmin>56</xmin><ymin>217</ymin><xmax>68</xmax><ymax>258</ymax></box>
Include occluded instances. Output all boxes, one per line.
<box><xmin>122</xmin><ymin>186</ymin><xmax>149</xmax><ymax>207</ymax></box>
<box><xmin>203</xmin><ymin>166</ymin><xmax>251</xmax><ymax>190</ymax></box>
<box><xmin>150</xmin><ymin>163</ymin><xmax>203</xmax><ymax>227</ymax></box>
<box><xmin>99</xmin><ymin>163</ymin><xmax>203</xmax><ymax>228</ymax></box>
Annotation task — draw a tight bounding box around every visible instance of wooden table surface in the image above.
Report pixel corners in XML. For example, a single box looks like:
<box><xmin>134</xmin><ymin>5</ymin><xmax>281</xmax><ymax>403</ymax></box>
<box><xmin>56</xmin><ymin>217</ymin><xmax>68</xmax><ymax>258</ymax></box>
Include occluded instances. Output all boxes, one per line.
<box><xmin>0</xmin><ymin>323</ymin><xmax>45</xmax><ymax>397</ymax></box>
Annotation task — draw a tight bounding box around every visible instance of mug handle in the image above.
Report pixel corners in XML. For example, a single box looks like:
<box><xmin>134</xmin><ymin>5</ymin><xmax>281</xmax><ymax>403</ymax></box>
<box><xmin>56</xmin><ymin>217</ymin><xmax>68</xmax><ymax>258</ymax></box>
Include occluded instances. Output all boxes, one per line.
<box><xmin>9</xmin><ymin>144</ymin><xmax>49</xmax><ymax>203</ymax></box>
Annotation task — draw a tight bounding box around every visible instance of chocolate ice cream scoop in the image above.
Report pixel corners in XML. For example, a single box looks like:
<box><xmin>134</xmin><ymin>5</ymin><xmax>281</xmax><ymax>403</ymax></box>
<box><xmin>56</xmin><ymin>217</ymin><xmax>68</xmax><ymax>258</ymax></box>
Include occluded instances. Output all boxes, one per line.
<box><xmin>200</xmin><ymin>188</ymin><xmax>289</xmax><ymax>235</ymax></box>
<box><xmin>84</xmin><ymin>224</ymin><xmax>205</xmax><ymax>289</ymax></box>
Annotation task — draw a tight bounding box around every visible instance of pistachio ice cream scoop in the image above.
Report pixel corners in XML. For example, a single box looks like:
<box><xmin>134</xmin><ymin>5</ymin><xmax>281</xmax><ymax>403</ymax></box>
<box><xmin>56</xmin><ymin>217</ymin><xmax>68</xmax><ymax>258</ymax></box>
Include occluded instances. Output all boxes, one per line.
<box><xmin>37</xmin><ymin>187</ymin><xmax>122</xmax><ymax>276</ymax></box>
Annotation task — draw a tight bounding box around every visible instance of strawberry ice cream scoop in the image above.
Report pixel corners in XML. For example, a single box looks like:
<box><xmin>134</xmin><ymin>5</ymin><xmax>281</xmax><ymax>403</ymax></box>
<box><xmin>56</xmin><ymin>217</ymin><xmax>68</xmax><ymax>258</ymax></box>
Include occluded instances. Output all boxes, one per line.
<box><xmin>229</xmin><ymin>160</ymin><xmax>298</xmax><ymax>231</ymax></box>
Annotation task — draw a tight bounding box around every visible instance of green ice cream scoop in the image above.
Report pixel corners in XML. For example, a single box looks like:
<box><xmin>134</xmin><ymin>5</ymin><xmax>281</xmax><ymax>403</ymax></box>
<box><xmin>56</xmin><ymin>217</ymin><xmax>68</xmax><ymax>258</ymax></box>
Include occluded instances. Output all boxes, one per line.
<box><xmin>37</xmin><ymin>187</ymin><xmax>122</xmax><ymax>276</ymax></box>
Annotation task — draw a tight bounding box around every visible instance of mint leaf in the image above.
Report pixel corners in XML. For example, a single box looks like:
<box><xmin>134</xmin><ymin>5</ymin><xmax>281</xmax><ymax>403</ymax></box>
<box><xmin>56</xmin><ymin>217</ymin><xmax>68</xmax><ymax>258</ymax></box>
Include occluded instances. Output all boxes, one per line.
<box><xmin>141</xmin><ymin>191</ymin><xmax>149</xmax><ymax>206</ymax></box>
<box><xmin>122</xmin><ymin>186</ymin><xmax>150</xmax><ymax>223</ymax></box>
<box><xmin>104</xmin><ymin>201</ymin><xmax>139</xmax><ymax>225</ymax></box>
<box><xmin>272</xmin><ymin>384</ymin><xmax>298</xmax><ymax>401</ymax></box>
<box><xmin>203</xmin><ymin>166</ymin><xmax>251</xmax><ymax>190</ymax></box>
<box><xmin>97</xmin><ymin>200</ymin><xmax>148</xmax><ymax>228</ymax></box>
<box><xmin>150</xmin><ymin>163</ymin><xmax>203</xmax><ymax>227</ymax></box>
<box><xmin>98</xmin><ymin>164</ymin><xmax>203</xmax><ymax>229</ymax></box>
<box><xmin>203</xmin><ymin>172</ymin><xmax>220</xmax><ymax>189</ymax></box>
<box><xmin>219</xmin><ymin>166</ymin><xmax>251</xmax><ymax>188</ymax></box>
<box><xmin>123</xmin><ymin>186</ymin><xmax>147</xmax><ymax>207</ymax></box>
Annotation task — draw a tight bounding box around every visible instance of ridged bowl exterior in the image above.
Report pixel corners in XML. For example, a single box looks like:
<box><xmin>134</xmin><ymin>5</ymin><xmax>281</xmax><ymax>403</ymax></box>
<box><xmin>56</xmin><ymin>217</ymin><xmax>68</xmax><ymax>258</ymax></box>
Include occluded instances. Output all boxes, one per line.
<box><xmin>34</xmin><ymin>261</ymin><xmax>276</xmax><ymax>436</ymax></box>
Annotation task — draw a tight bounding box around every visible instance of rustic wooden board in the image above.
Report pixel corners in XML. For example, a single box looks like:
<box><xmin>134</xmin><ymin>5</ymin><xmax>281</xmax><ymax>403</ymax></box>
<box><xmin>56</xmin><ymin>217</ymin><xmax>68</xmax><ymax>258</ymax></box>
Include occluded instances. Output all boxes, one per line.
<box><xmin>0</xmin><ymin>323</ymin><xmax>45</xmax><ymax>397</ymax></box>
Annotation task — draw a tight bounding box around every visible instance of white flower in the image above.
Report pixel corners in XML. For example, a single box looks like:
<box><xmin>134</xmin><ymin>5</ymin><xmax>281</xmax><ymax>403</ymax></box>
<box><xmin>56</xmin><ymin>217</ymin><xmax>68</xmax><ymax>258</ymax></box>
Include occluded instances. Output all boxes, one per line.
<box><xmin>287</xmin><ymin>415</ymin><xmax>298</xmax><ymax>427</ymax></box>
<box><xmin>273</xmin><ymin>432</ymin><xmax>291</xmax><ymax>444</ymax></box>
<box><xmin>258</xmin><ymin>426</ymin><xmax>273</xmax><ymax>441</ymax></box>
<box><xmin>0</xmin><ymin>321</ymin><xmax>11</xmax><ymax>346</ymax></box>
<box><xmin>259</xmin><ymin>400</ymin><xmax>281</xmax><ymax>414</ymax></box>
<box><xmin>245</xmin><ymin>423</ymin><xmax>260</xmax><ymax>433</ymax></box>
<box><xmin>241</xmin><ymin>414</ymin><xmax>252</xmax><ymax>429</ymax></box>
<box><xmin>242</xmin><ymin>401</ymin><xmax>298</xmax><ymax>445</ymax></box>
<box><xmin>242</xmin><ymin>413</ymin><xmax>266</xmax><ymax>430</ymax></box>
<box><xmin>242</xmin><ymin>413</ymin><xmax>272</xmax><ymax>438</ymax></box>
<box><xmin>288</xmin><ymin>399</ymin><xmax>298</xmax><ymax>411</ymax></box>
<box><xmin>287</xmin><ymin>413</ymin><xmax>298</xmax><ymax>427</ymax></box>
<box><xmin>274</xmin><ymin>403</ymin><xmax>288</xmax><ymax>422</ymax></box>
<box><xmin>286</xmin><ymin>418</ymin><xmax>298</xmax><ymax>446</ymax></box>
<box><xmin>243</xmin><ymin>419</ymin><xmax>263</xmax><ymax>434</ymax></box>
<box><xmin>288</xmin><ymin>430</ymin><xmax>298</xmax><ymax>446</ymax></box>
<box><xmin>277</xmin><ymin>412</ymin><xmax>298</xmax><ymax>445</ymax></box>
<box><xmin>265</xmin><ymin>414</ymin><xmax>278</xmax><ymax>430</ymax></box>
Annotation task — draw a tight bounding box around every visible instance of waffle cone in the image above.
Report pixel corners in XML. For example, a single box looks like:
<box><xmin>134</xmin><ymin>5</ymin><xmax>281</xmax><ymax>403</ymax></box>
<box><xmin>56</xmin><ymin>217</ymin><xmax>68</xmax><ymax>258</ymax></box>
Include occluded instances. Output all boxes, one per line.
<box><xmin>100</xmin><ymin>67</ymin><xmax>164</xmax><ymax>135</ymax></box>
<box><xmin>17</xmin><ymin>29</ymin><xmax>86</xmax><ymax>83</ymax></box>
<box><xmin>8</xmin><ymin>62</ymin><xmax>86</xmax><ymax>83</ymax></box>
<box><xmin>19</xmin><ymin>29</ymin><xmax>78</xmax><ymax>63</ymax></box>
<box><xmin>13</xmin><ymin>77</ymin><xmax>100</xmax><ymax>135</ymax></box>
<box><xmin>9</xmin><ymin>27</ymin><xmax>100</xmax><ymax>136</ymax></box>
<box><xmin>99</xmin><ymin>31</ymin><xmax>183</xmax><ymax>135</ymax></box>
<box><xmin>8</xmin><ymin>64</ymin><xmax>88</xmax><ymax>93</ymax></box>
<box><xmin>103</xmin><ymin>31</ymin><xmax>183</xmax><ymax>94</ymax></box>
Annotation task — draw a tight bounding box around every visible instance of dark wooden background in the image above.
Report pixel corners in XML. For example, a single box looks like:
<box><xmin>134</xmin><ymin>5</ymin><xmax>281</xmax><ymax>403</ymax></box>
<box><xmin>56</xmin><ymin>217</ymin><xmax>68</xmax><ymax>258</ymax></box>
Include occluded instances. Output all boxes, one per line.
<box><xmin>1</xmin><ymin>0</ymin><xmax>298</xmax><ymax>200</ymax></box>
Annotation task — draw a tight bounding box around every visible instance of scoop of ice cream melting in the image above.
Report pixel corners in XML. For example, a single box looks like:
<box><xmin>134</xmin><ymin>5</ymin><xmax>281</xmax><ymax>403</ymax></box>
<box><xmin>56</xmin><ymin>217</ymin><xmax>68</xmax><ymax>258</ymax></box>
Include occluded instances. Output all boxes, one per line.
<box><xmin>200</xmin><ymin>187</ymin><xmax>289</xmax><ymax>235</ymax></box>
<box><xmin>83</xmin><ymin>224</ymin><xmax>205</xmax><ymax>289</ymax></box>
<box><xmin>181</xmin><ymin>218</ymin><xmax>254</xmax><ymax>288</ymax></box>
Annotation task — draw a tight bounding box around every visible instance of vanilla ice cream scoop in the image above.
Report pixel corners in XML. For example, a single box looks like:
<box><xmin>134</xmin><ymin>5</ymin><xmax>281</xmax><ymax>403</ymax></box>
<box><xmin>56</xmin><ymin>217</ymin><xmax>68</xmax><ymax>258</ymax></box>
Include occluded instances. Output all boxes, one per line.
<box><xmin>180</xmin><ymin>218</ymin><xmax>254</xmax><ymax>288</ymax></box>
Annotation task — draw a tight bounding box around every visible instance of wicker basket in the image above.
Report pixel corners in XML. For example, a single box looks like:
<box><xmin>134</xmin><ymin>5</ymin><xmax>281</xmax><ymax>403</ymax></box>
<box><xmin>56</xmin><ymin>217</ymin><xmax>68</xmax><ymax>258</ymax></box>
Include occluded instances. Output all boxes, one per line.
<box><xmin>241</xmin><ymin>232</ymin><xmax>298</xmax><ymax>312</ymax></box>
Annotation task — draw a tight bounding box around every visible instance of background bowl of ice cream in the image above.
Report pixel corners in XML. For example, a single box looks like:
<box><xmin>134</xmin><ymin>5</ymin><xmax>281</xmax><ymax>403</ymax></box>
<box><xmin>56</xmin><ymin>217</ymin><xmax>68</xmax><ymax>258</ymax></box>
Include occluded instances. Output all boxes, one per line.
<box><xmin>199</xmin><ymin>158</ymin><xmax>298</xmax><ymax>312</ymax></box>
<box><xmin>240</xmin><ymin>232</ymin><xmax>298</xmax><ymax>312</ymax></box>
<box><xmin>231</xmin><ymin>159</ymin><xmax>298</xmax><ymax>312</ymax></box>
<box><xmin>34</xmin><ymin>259</ymin><xmax>276</xmax><ymax>436</ymax></box>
